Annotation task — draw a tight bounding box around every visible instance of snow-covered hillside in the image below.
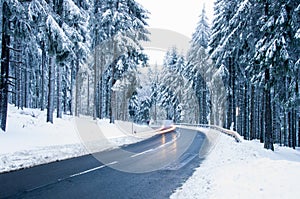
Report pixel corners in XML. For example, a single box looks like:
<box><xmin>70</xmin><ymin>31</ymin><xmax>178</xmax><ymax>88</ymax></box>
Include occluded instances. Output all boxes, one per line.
<box><xmin>171</xmin><ymin>129</ymin><xmax>300</xmax><ymax>199</ymax></box>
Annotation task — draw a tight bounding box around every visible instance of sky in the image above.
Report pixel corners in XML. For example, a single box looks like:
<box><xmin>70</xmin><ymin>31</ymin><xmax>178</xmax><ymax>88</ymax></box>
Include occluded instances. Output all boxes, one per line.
<box><xmin>135</xmin><ymin>0</ymin><xmax>215</xmax><ymax>65</ymax></box>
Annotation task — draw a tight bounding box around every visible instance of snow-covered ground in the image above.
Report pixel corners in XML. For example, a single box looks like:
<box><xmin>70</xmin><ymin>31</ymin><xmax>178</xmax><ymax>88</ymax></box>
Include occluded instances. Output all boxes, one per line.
<box><xmin>1</xmin><ymin>105</ymin><xmax>300</xmax><ymax>199</ymax></box>
<box><xmin>171</xmin><ymin>128</ymin><xmax>300</xmax><ymax>199</ymax></box>
<box><xmin>0</xmin><ymin>105</ymin><xmax>154</xmax><ymax>173</ymax></box>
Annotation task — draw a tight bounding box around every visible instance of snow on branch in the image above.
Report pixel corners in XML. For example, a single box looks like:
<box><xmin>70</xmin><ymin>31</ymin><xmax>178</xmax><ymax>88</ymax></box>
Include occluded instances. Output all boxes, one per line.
<box><xmin>6</xmin><ymin>45</ymin><xmax>21</xmax><ymax>52</ymax></box>
<box><xmin>296</xmin><ymin>29</ymin><xmax>300</xmax><ymax>39</ymax></box>
<box><xmin>46</xmin><ymin>15</ymin><xmax>73</xmax><ymax>55</ymax></box>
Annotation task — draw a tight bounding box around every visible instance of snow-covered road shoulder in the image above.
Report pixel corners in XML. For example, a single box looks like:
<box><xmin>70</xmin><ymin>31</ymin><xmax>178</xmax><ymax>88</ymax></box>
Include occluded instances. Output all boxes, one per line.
<box><xmin>171</xmin><ymin>130</ymin><xmax>300</xmax><ymax>199</ymax></box>
<box><xmin>0</xmin><ymin>105</ymin><xmax>154</xmax><ymax>173</ymax></box>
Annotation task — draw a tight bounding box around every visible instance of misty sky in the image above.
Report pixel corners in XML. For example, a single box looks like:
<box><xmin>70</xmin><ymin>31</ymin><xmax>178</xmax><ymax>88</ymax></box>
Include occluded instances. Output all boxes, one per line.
<box><xmin>135</xmin><ymin>0</ymin><xmax>215</xmax><ymax>65</ymax></box>
<box><xmin>136</xmin><ymin>0</ymin><xmax>214</xmax><ymax>38</ymax></box>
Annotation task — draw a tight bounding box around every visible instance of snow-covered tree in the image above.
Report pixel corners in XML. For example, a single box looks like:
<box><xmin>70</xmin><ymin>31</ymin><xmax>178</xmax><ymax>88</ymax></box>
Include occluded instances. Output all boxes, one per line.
<box><xmin>253</xmin><ymin>0</ymin><xmax>300</xmax><ymax>150</ymax></box>
<box><xmin>0</xmin><ymin>0</ymin><xmax>27</xmax><ymax>131</ymax></box>
<box><xmin>186</xmin><ymin>5</ymin><xmax>211</xmax><ymax>124</ymax></box>
<box><xmin>0</xmin><ymin>0</ymin><xmax>151</xmax><ymax>130</ymax></box>
<box><xmin>92</xmin><ymin>0</ymin><xmax>149</xmax><ymax>123</ymax></box>
<box><xmin>158</xmin><ymin>48</ymin><xmax>186</xmax><ymax>123</ymax></box>
<box><xmin>209</xmin><ymin>0</ymin><xmax>300</xmax><ymax>150</ymax></box>
<box><xmin>128</xmin><ymin>90</ymin><xmax>139</xmax><ymax>122</ymax></box>
<box><xmin>45</xmin><ymin>15</ymin><xmax>73</xmax><ymax>123</ymax></box>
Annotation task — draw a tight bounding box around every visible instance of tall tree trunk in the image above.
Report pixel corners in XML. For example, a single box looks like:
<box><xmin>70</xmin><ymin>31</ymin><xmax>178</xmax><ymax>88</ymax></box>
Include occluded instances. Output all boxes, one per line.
<box><xmin>284</xmin><ymin>110</ymin><xmax>289</xmax><ymax>146</ymax></box>
<box><xmin>283</xmin><ymin>75</ymin><xmax>290</xmax><ymax>146</ymax></box>
<box><xmin>237</xmin><ymin>83</ymin><xmax>243</xmax><ymax>136</ymax></box>
<box><xmin>202</xmin><ymin>81</ymin><xmax>208</xmax><ymax>124</ymax></box>
<box><xmin>47</xmin><ymin>56</ymin><xmax>55</xmax><ymax>123</ymax></box>
<box><xmin>272</xmin><ymin>92</ymin><xmax>279</xmax><ymax>144</ymax></box>
<box><xmin>75</xmin><ymin>58</ymin><xmax>80</xmax><ymax>117</ymax></box>
<box><xmin>34</xmin><ymin>55</ymin><xmax>39</xmax><ymax>109</ymax></box>
<box><xmin>63</xmin><ymin>64</ymin><xmax>68</xmax><ymax>114</ymax></box>
<box><xmin>123</xmin><ymin>89</ymin><xmax>127</xmax><ymax>121</ymax></box>
<box><xmin>243</xmin><ymin>83</ymin><xmax>248</xmax><ymax>140</ymax></box>
<box><xmin>12</xmin><ymin>39</ymin><xmax>22</xmax><ymax>108</ymax></box>
<box><xmin>255</xmin><ymin>87</ymin><xmax>260</xmax><ymax>139</ymax></box>
<box><xmin>198</xmin><ymin>96</ymin><xmax>202</xmax><ymax>124</ymax></box>
<box><xmin>109</xmin><ymin>41</ymin><xmax>116</xmax><ymax>123</ymax></box>
<box><xmin>292</xmin><ymin>109</ymin><xmax>296</xmax><ymax>149</ymax></box>
<box><xmin>97</xmin><ymin>50</ymin><xmax>104</xmax><ymax>119</ymax></box>
<box><xmin>16</xmin><ymin>46</ymin><xmax>21</xmax><ymax>109</ymax></box>
<box><xmin>288</xmin><ymin>111</ymin><xmax>292</xmax><ymax>147</ymax></box>
<box><xmin>226</xmin><ymin>97</ymin><xmax>232</xmax><ymax>129</ymax></box>
<box><xmin>87</xmin><ymin>75</ymin><xmax>90</xmax><ymax>116</ymax></box>
<box><xmin>298</xmin><ymin>114</ymin><xmax>300</xmax><ymax>147</ymax></box>
<box><xmin>154</xmin><ymin>100</ymin><xmax>157</xmax><ymax>123</ymax></box>
<box><xmin>264</xmin><ymin>68</ymin><xmax>274</xmax><ymax>150</ymax></box>
<box><xmin>93</xmin><ymin>47</ymin><xmax>98</xmax><ymax>120</ymax></box>
<box><xmin>231</xmin><ymin>57</ymin><xmax>236</xmax><ymax>131</ymax></box>
<box><xmin>70</xmin><ymin>60</ymin><xmax>75</xmax><ymax>115</ymax></box>
<box><xmin>227</xmin><ymin>56</ymin><xmax>236</xmax><ymax>130</ymax></box>
<box><xmin>260</xmin><ymin>88</ymin><xmax>265</xmax><ymax>143</ymax></box>
<box><xmin>104</xmin><ymin>77</ymin><xmax>109</xmax><ymax>118</ymax></box>
<box><xmin>56</xmin><ymin>63</ymin><xmax>62</xmax><ymax>118</ymax></box>
<box><xmin>11</xmin><ymin>40</ymin><xmax>18</xmax><ymax>106</ymax></box>
<box><xmin>0</xmin><ymin>2</ymin><xmax>10</xmax><ymax>131</ymax></box>
<box><xmin>24</xmin><ymin>47</ymin><xmax>29</xmax><ymax>108</ymax></box>
<box><xmin>250</xmin><ymin>84</ymin><xmax>255</xmax><ymax>140</ymax></box>
<box><xmin>297</xmin><ymin>81</ymin><xmax>300</xmax><ymax>147</ymax></box>
<box><xmin>21</xmin><ymin>61</ymin><xmax>25</xmax><ymax>109</ymax></box>
<box><xmin>41</xmin><ymin>41</ymin><xmax>46</xmax><ymax>111</ymax></box>
<box><xmin>86</xmin><ymin>75</ymin><xmax>90</xmax><ymax>115</ymax></box>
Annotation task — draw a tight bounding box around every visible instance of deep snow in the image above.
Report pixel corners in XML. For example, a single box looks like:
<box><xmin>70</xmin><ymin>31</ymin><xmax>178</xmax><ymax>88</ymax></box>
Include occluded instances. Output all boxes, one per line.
<box><xmin>171</xmin><ymin>128</ymin><xmax>300</xmax><ymax>199</ymax></box>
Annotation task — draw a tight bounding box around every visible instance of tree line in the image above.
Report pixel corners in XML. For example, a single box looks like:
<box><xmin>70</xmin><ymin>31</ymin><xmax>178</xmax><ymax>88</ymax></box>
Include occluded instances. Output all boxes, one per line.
<box><xmin>1</xmin><ymin>0</ymin><xmax>299</xmax><ymax>151</ymax></box>
<box><xmin>209</xmin><ymin>0</ymin><xmax>299</xmax><ymax>150</ymax></box>
<box><xmin>0</xmin><ymin>0</ymin><xmax>149</xmax><ymax>131</ymax></box>
<box><xmin>130</xmin><ymin>1</ymin><xmax>299</xmax><ymax>151</ymax></box>
<box><xmin>152</xmin><ymin>1</ymin><xmax>299</xmax><ymax>150</ymax></box>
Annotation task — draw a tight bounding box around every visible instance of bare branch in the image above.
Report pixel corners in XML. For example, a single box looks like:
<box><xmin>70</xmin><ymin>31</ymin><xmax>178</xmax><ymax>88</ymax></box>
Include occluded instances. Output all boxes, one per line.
<box><xmin>9</xmin><ymin>60</ymin><xmax>23</xmax><ymax>64</ymax></box>
<box><xmin>8</xmin><ymin>90</ymin><xmax>16</xmax><ymax>94</ymax></box>
<box><xmin>7</xmin><ymin>45</ymin><xmax>22</xmax><ymax>52</ymax></box>
<box><xmin>18</xmin><ymin>0</ymin><xmax>33</xmax><ymax>2</ymax></box>
<box><xmin>8</xmin><ymin>82</ymin><xmax>14</xmax><ymax>87</ymax></box>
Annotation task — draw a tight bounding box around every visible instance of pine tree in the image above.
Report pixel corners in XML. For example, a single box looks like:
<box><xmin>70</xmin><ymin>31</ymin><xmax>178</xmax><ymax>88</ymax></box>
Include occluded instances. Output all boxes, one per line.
<box><xmin>45</xmin><ymin>15</ymin><xmax>72</xmax><ymax>123</ymax></box>
<box><xmin>158</xmin><ymin>48</ymin><xmax>187</xmax><ymax>123</ymax></box>
<box><xmin>129</xmin><ymin>91</ymin><xmax>139</xmax><ymax>122</ymax></box>
<box><xmin>93</xmin><ymin>0</ymin><xmax>149</xmax><ymax>123</ymax></box>
<box><xmin>208</xmin><ymin>0</ymin><xmax>299</xmax><ymax>149</ymax></box>
<box><xmin>0</xmin><ymin>0</ymin><xmax>150</xmax><ymax>130</ymax></box>
<box><xmin>186</xmin><ymin>5</ymin><xmax>211</xmax><ymax>124</ymax></box>
<box><xmin>62</xmin><ymin>0</ymin><xmax>91</xmax><ymax>117</ymax></box>
<box><xmin>0</xmin><ymin>0</ymin><xmax>27</xmax><ymax>131</ymax></box>
<box><xmin>0</xmin><ymin>1</ymin><xmax>11</xmax><ymax>131</ymax></box>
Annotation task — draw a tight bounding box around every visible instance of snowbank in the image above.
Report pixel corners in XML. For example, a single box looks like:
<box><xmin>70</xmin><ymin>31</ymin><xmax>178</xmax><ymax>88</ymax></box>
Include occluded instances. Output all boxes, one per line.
<box><xmin>0</xmin><ymin>105</ymin><xmax>152</xmax><ymax>173</ymax></box>
<box><xmin>171</xmin><ymin>128</ymin><xmax>300</xmax><ymax>199</ymax></box>
<box><xmin>0</xmin><ymin>105</ymin><xmax>80</xmax><ymax>153</ymax></box>
<box><xmin>0</xmin><ymin>105</ymin><xmax>85</xmax><ymax>173</ymax></box>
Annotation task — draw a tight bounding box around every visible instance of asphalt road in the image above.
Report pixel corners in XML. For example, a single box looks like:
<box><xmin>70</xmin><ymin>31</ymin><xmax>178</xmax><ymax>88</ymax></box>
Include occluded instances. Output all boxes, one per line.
<box><xmin>0</xmin><ymin>127</ymin><xmax>207</xmax><ymax>199</ymax></box>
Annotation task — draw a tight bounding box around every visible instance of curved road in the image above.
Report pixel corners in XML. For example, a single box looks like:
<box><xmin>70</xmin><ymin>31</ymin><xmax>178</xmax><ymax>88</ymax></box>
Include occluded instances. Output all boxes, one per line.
<box><xmin>0</xmin><ymin>127</ymin><xmax>207</xmax><ymax>199</ymax></box>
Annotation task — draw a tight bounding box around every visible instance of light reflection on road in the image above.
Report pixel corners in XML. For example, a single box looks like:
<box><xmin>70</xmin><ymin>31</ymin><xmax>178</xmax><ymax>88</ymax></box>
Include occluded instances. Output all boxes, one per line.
<box><xmin>172</xmin><ymin>133</ymin><xmax>177</xmax><ymax>154</ymax></box>
<box><xmin>161</xmin><ymin>134</ymin><xmax>166</xmax><ymax>144</ymax></box>
<box><xmin>160</xmin><ymin>132</ymin><xmax>178</xmax><ymax>159</ymax></box>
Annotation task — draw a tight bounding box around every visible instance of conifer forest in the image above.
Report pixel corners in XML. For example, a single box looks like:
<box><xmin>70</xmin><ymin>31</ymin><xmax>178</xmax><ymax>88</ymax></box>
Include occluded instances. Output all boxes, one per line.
<box><xmin>0</xmin><ymin>0</ymin><xmax>299</xmax><ymax>151</ymax></box>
